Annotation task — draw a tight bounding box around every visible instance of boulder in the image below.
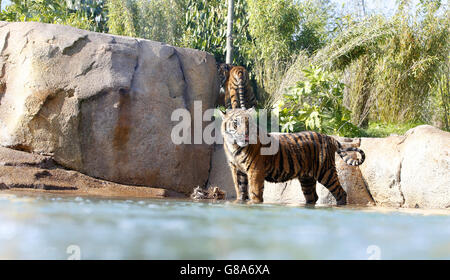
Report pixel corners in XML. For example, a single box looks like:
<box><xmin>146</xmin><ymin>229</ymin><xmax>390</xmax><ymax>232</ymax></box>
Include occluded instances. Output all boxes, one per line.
<box><xmin>0</xmin><ymin>22</ymin><xmax>219</xmax><ymax>194</ymax></box>
<box><xmin>0</xmin><ymin>146</ymin><xmax>184</xmax><ymax>198</ymax></box>
<box><xmin>207</xmin><ymin>144</ymin><xmax>236</xmax><ymax>199</ymax></box>
<box><xmin>359</xmin><ymin>125</ymin><xmax>450</xmax><ymax>209</ymax></box>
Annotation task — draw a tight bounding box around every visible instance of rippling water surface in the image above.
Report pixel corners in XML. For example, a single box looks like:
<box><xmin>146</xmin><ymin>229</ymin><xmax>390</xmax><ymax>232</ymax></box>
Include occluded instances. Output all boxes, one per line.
<box><xmin>0</xmin><ymin>193</ymin><xmax>449</xmax><ymax>259</ymax></box>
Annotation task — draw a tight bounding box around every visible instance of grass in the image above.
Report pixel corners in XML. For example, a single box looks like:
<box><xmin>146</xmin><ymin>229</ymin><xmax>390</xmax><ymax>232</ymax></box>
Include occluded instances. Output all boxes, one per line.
<box><xmin>360</xmin><ymin>121</ymin><xmax>427</xmax><ymax>138</ymax></box>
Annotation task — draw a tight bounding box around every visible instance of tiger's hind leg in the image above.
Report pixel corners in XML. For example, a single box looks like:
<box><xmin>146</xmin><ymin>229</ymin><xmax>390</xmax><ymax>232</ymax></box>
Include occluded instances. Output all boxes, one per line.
<box><xmin>299</xmin><ymin>177</ymin><xmax>318</xmax><ymax>204</ymax></box>
<box><xmin>318</xmin><ymin>168</ymin><xmax>347</xmax><ymax>205</ymax></box>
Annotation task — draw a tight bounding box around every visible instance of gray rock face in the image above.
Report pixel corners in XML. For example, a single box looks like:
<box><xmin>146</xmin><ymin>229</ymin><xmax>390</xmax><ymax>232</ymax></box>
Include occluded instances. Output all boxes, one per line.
<box><xmin>0</xmin><ymin>146</ymin><xmax>184</xmax><ymax>198</ymax></box>
<box><xmin>207</xmin><ymin>144</ymin><xmax>236</xmax><ymax>199</ymax></box>
<box><xmin>359</xmin><ymin>125</ymin><xmax>450</xmax><ymax>209</ymax></box>
<box><xmin>0</xmin><ymin>22</ymin><xmax>219</xmax><ymax>194</ymax></box>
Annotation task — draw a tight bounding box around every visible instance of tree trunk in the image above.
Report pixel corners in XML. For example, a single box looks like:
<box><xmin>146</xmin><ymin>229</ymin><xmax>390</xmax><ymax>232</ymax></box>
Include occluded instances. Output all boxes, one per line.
<box><xmin>226</xmin><ymin>0</ymin><xmax>234</xmax><ymax>64</ymax></box>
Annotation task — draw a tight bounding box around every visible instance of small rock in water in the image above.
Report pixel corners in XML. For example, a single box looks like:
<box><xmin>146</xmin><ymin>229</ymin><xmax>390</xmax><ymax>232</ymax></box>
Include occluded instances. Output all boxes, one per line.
<box><xmin>191</xmin><ymin>186</ymin><xmax>226</xmax><ymax>200</ymax></box>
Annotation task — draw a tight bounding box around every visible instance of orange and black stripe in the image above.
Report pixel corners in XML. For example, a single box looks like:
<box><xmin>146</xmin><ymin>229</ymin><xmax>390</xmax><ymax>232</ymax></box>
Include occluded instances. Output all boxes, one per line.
<box><xmin>224</xmin><ymin>66</ymin><xmax>256</xmax><ymax>109</ymax></box>
<box><xmin>222</xmin><ymin>110</ymin><xmax>365</xmax><ymax>205</ymax></box>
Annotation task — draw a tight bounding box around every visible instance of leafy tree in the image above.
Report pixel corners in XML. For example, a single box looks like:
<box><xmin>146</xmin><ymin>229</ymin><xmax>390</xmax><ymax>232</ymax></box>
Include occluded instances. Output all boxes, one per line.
<box><xmin>181</xmin><ymin>0</ymin><xmax>250</xmax><ymax>66</ymax></box>
<box><xmin>279</xmin><ymin>65</ymin><xmax>361</xmax><ymax>136</ymax></box>
<box><xmin>295</xmin><ymin>0</ymin><xmax>336</xmax><ymax>54</ymax></box>
<box><xmin>246</xmin><ymin>0</ymin><xmax>300</xmax><ymax>107</ymax></box>
<box><xmin>0</xmin><ymin>0</ymin><xmax>107</xmax><ymax>32</ymax></box>
<box><xmin>247</xmin><ymin>0</ymin><xmax>299</xmax><ymax>62</ymax></box>
<box><xmin>285</xmin><ymin>0</ymin><xmax>449</xmax><ymax>127</ymax></box>
<box><xmin>105</xmin><ymin>0</ymin><xmax>137</xmax><ymax>37</ymax></box>
<box><xmin>68</xmin><ymin>0</ymin><xmax>108</xmax><ymax>32</ymax></box>
<box><xmin>133</xmin><ymin>0</ymin><xmax>187</xmax><ymax>46</ymax></box>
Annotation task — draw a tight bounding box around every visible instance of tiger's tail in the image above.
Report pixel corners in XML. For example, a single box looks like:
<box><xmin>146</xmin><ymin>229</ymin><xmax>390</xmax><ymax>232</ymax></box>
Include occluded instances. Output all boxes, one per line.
<box><xmin>337</xmin><ymin>147</ymin><xmax>366</xmax><ymax>166</ymax></box>
<box><xmin>237</xmin><ymin>73</ymin><xmax>246</xmax><ymax>109</ymax></box>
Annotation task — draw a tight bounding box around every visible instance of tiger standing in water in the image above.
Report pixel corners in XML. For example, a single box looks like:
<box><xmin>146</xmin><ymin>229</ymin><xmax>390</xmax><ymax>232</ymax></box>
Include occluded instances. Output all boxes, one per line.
<box><xmin>216</xmin><ymin>63</ymin><xmax>256</xmax><ymax>109</ymax></box>
<box><xmin>220</xmin><ymin>109</ymin><xmax>365</xmax><ymax>205</ymax></box>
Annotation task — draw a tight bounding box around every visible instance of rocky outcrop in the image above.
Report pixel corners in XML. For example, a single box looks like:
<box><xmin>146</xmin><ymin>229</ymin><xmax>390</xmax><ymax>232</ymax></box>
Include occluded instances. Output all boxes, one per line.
<box><xmin>359</xmin><ymin>125</ymin><xmax>450</xmax><ymax>209</ymax></box>
<box><xmin>208</xmin><ymin>126</ymin><xmax>450</xmax><ymax>209</ymax></box>
<box><xmin>0</xmin><ymin>22</ymin><xmax>219</xmax><ymax>194</ymax></box>
<box><xmin>0</xmin><ymin>146</ymin><xmax>184</xmax><ymax>198</ymax></box>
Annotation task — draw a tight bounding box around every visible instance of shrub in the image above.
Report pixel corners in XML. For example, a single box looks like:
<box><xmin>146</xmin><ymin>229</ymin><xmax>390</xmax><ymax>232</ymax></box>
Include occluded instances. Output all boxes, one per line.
<box><xmin>1</xmin><ymin>0</ymin><xmax>106</xmax><ymax>32</ymax></box>
<box><xmin>278</xmin><ymin>65</ymin><xmax>361</xmax><ymax>137</ymax></box>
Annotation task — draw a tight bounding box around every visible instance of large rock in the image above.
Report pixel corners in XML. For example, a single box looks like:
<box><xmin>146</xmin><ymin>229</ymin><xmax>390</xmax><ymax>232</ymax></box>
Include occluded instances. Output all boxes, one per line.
<box><xmin>359</xmin><ymin>125</ymin><xmax>450</xmax><ymax>209</ymax></box>
<box><xmin>0</xmin><ymin>22</ymin><xmax>219</xmax><ymax>194</ymax></box>
<box><xmin>0</xmin><ymin>146</ymin><xmax>184</xmax><ymax>198</ymax></box>
<box><xmin>207</xmin><ymin>144</ymin><xmax>236</xmax><ymax>198</ymax></box>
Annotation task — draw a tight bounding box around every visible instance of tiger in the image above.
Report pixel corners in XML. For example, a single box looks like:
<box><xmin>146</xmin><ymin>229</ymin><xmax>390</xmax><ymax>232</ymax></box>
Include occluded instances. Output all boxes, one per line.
<box><xmin>217</xmin><ymin>63</ymin><xmax>234</xmax><ymax>90</ymax></box>
<box><xmin>220</xmin><ymin>108</ymin><xmax>365</xmax><ymax>205</ymax></box>
<box><xmin>216</xmin><ymin>63</ymin><xmax>256</xmax><ymax>109</ymax></box>
<box><xmin>216</xmin><ymin>63</ymin><xmax>234</xmax><ymax>107</ymax></box>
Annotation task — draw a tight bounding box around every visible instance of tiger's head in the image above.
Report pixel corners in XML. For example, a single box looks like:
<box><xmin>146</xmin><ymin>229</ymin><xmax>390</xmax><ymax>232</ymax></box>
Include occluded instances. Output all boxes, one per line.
<box><xmin>221</xmin><ymin>108</ymin><xmax>256</xmax><ymax>147</ymax></box>
<box><xmin>217</xmin><ymin>63</ymin><xmax>234</xmax><ymax>88</ymax></box>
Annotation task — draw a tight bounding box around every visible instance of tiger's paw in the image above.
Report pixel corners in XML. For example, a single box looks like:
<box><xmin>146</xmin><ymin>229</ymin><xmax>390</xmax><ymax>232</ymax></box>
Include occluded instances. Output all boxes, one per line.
<box><xmin>247</xmin><ymin>198</ymin><xmax>263</xmax><ymax>205</ymax></box>
<box><xmin>336</xmin><ymin>197</ymin><xmax>347</xmax><ymax>206</ymax></box>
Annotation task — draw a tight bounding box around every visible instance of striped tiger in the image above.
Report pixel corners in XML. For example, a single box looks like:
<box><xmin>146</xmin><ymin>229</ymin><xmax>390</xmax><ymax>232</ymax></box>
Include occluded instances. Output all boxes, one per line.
<box><xmin>217</xmin><ymin>63</ymin><xmax>234</xmax><ymax>90</ymax></box>
<box><xmin>220</xmin><ymin>109</ymin><xmax>365</xmax><ymax>205</ymax></box>
<box><xmin>216</xmin><ymin>63</ymin><xmax>256</xmax><ymax>109</ymax></box>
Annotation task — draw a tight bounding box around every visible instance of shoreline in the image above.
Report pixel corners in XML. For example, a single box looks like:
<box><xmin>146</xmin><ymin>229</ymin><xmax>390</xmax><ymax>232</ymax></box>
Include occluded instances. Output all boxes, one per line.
<box><xmin>2</xmin><ymin>190</ymin><xmax>450</xmax><ymax>216</ymax></box>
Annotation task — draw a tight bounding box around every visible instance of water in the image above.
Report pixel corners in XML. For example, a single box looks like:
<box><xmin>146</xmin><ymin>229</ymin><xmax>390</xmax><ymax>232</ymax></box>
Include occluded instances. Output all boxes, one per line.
<box><xmin>0</xmin><ymin>193</ymin><xmax>449</xmax><ymax>260</ymax></box>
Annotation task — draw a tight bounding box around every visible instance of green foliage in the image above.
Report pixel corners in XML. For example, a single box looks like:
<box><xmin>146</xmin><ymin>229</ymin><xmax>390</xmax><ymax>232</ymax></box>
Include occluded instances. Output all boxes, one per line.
<box><xmin>247</xmin><ymin>0</ymin><xmax>299</xmax><ymax>62</ymax></box>
<box><xmin>133</xmin><ymin>0</ymin><xmax>187</xmax><ymax>46</ymax></box>
<box><xmin>246</xmin><ymin>0</ymin><xmax>301</xmax><ymax>108</ymax></box>
<box><xmin>1</xmin><ymin>0</ymin><xmax>446</xmax><ymax>134</ymax></box>
<box><xmin>181</xmin><ymin>0</ymin><xmax>250</xmax><ymax>66</ymax></box>
<box><xmin>362</xmin><ymin>121</ymin><xmax>427</xmax><ymax>138</ymax></box>
<box><xmin>430</xmin><ymin>60</ymin><xmax>450</xmax><ymax>130</ymax></box>
<box><xmin>295</xmin><ymin>0</ymin><xmax>336</xmax><ymax>54</ymax></box>
<box><xmin>68</xmin><ymin>0</ymin><xmax>108</xmax><ymax>32</ymax></box>
<box><xmin>283</xmin><ymin>0</ymin><xmax>449</xmax><ymax>129</ymax></box>
<box><xmin>102</xmin><ymin>0</ymin><xmax>339</xmax><ymax>110</ymax></box>
<box><xmin>0</xmin><ymin>0</ymin><xmax>107</xmax><ymax>32</ymax></box>
<box><xmin>314</xmin><ymin>15</ymin><xmax>394</xmax><ymax>69</ymax></box>
<box><xmin>105</xmin><ymin>0</ymin><xmax>137</xmax><ymax>37</ymax></box>
<box><xmin>369</xmin><ymin>3</ymin><xmax>448</xmax><ymax>123</ymax></box>
<box><xmin>180</xmin><ymin>0</ymin><xmax>227</xmax><ymax>62</ymax></box>
<box><xmin>278</xmin><ymin>66</ymin><xmax>361</xmax><ymax>137</ymax></box>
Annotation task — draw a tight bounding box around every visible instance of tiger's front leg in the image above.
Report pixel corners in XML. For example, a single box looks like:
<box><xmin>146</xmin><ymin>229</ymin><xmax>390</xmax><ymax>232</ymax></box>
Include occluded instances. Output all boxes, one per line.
<box><xmin>236</xmin><ymin>170</ymin><xmax>249</xmax><ymax>201</ymax></box>
<box><xmin>247</xmin><ymin>171</ymin><xmax>265</xmax><ymax>203</ymax></box>
<box><xmin>230</xmin><ymin>163</ymin><xmax>249</xmax><ymax>201</ymax></box>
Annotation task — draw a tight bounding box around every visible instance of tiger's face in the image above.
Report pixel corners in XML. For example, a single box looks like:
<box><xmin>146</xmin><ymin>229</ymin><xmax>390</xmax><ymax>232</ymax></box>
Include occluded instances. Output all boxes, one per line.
<box><xmin>221</xmin><ymin>109</ymin><xmax>255</xmax><ymax>147</ymax></box>
<box><xmin>217</xmin><ymin>63</ymin><xmax>233</xmax><ymax>87</ymax></box>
